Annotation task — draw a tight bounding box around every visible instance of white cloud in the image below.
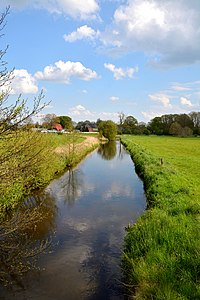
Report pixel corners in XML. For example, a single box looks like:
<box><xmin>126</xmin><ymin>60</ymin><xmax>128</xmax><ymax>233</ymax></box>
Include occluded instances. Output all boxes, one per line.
<box><xmin>149</xmin><ymin>93</ymin><xmax>172</xmax><ymax>108</ymax></box>
<box><xmin>2</xmin><ymin>0</ymin><xmax>99</xmax><ymax>20</ymax></box>
<box><xmin>110</xmin><ymin>96</ymin><xmax>119</xmax><ymax>102</ymax></box>
<box><xmin>4</xmin><ymin>69</ymin><xmax>39</xmax><ymax>95</ymax></box>
<box><xmin>180</xmin><ymin>97</ymin><xmax>193</xmax><ymax>107</ymax></box>
<box><xmin>171</xmin><ymin>85</ymin><xmax>191</xmax><ymax>92</ymax></box>
<box><xmin>101</xmin><ymin>0</ymin><xmax>200</xmax><ymax>67</ymax></box>
<box><xmin>35</xmin><ymin>60</ymin><xmax>98</xmax><ymax>83</ymax></box>
<box><xmin>100</xmin><ymin>112</ymin><xmax>118</xmax><ymax>119</ymax></box>
<box><xmin>69</xmin><ymin>105</ymin><xmax>118</xmax><ymax>122</ymax></box>
<box><xmin>64</xmin><ymin>25</ymin><xmax>100</xmax><ymax>42</ymax></box>
<box><xmin>142</xmin><ymin>111</ymin><xmax>161</xmax><ymax>120</ymax></box>
<box><xmin>104</xmin><ymin>63</ymin><xmax>138</xmax><ymax>80</ymax></box>
<box><xmin>69</xmin><ymin>105</ymin><xmax>92</xmax><ymax>117</ymax></box>
<box><xmin>103</xmin><ymin>182</ymin><xmax>133</xmax><ymax>200</ymax></box>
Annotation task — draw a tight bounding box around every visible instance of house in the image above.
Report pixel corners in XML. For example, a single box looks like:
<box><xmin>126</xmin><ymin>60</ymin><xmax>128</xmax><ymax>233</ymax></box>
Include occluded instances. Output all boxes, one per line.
<box><xmin>52</xmin><ymin>123</ymin><xmax>63</xmax><ymax>131</ymax></box>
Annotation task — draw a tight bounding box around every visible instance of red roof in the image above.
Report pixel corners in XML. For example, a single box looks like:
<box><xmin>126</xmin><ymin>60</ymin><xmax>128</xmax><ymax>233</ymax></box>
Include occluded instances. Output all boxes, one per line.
<box><xmin>52</xmin><ymin>123</ymin><xmax>63</xmax><ymax>131</ymax></box>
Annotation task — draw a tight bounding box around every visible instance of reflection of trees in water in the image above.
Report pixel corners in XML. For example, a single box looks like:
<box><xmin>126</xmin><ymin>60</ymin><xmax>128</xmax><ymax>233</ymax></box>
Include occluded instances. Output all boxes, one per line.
<box><xmin>118</xmin><ymin>142</ymin><xmax>125</xmax><ymax>160</ymax></box>
<box><xmin>63</xmin><ymin>169</ymin><xmax>84</xmax><ymax>207</ymax></box>
<box><xmin>0</xmin><ymin>192</ymin><xmax>57</xmax><ymax>287</ymax></box>
<box><xmin>97</xmin><ymin>141</ymin><xmax>117</xmax><ymax>160</ymax></box>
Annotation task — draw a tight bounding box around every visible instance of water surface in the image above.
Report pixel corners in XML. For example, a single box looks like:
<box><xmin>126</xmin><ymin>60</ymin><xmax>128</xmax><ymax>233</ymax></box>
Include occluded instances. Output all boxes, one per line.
<box><xmin>1</xmin><ymin>141</ymin><xmax>146</xmax><ymax>300</ymax></box>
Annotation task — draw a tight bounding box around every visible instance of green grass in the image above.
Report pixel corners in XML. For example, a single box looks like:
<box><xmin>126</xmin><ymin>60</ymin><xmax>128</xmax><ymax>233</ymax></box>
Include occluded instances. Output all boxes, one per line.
<box><xmin>49</xmin><ymin>132</ymin><xmax>85</xmax><ymax>147</ymax></box>
<box><xmin>121</xmin><ymin>135</ymin><xmax>200</xmax><ymax>299</ymax></box>
<box><xmin>0</xmin><ymin>132</ymin><xmax>98</xmax><ymax>212</ymax></box>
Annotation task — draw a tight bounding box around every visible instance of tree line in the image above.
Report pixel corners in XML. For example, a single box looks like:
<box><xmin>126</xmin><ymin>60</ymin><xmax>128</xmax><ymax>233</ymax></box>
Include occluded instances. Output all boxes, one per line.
<box><xmin>38</xmin><ymin>111</ymin><xmax>200</xmax><ymax>137</ymax></box>
<box><xmin>147</xmin><ymin>112</ymin><xmax>200</xmax><ymax>136</ymax></box>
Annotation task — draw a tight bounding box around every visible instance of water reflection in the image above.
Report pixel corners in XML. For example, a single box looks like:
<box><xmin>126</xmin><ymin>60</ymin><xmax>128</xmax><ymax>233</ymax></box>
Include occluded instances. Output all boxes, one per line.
<box><xmin>46</xmin><ymin>169</ymin><xmax>87</xmax><ymax>207</ymax></box>
<box><xmin>0</xmin><ymin>192</ymin><xmax>57</xmax><ymax>287</ymax></box>
<box><xmin>63</xmin><ymin>170</ymin><xmax>84</xmax><ymax>206</ymax></box>
<box><xmin>1</xmin><ymin>142</ymin><xmax>146</xmax><ymax>300</ymax></box>
<box><xmin>97</xmin><ymin>141</ymin><xmax>117</xmax><ymax>160</ymax></box>
<box><xmin>22</xmin><ymin>192</ymin><xmax>58</xmax><ymax>239</ymax></box>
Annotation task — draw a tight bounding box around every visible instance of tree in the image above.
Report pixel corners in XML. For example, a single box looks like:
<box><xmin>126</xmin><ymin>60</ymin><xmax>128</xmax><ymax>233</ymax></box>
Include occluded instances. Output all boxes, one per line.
<box><xmin>189</xmin><ymin>112</ymin><xmax>200</xmax><ymax>135</ymax></box>
<box><xmin>176</xmin><ymin>114</ymin><xmax>194</xmax><ymax>130</ymax></box>
<box><xmin>76</xmin><ymin>120</ymin><xmax>97</xmax><ymax>132</ymax></box>
<box><xmin>0</xmin><ymin>8</ymin><xmax>52</xmax><ymax>211</ymax></box>
<box><xmin>118</xmin><ymin>112</ymin><xmax>125</xmax><ymax>134</ymax></box>
<box><xmin>169</xmin><ymin>122</ymin><xmax>182</xmax><ymax>136</ymax></box>
<box><xmin>148</xmin><ymin>117</ymin><xmax>164</xmax><ymax>135</ymax></box>
<box><xmin>0</xmin><ymin>8</ymin><xmax>48</xmax><ymax>139</ymax></box>
<box><xmin>148</xmin><ymin>113</ymin><xmax>196</xmax><ymax>136</ymax></box>
<box><xmin>123</xmin><ymin>115</ymin><xmax>138</xmax><ymax>134</ymax></box>
<box><xmin>42</xmin><ymin>113</ymin><xmax>57</xmax><ymax>129</ymax></box>
<box><xmin>97</xmin><ymin>120</ymin><xmax>117</xmax><ymax>141</ymax></box>
<box><xmin>181</xmin><ymin>126</ymin><xmax>193</xmax><ymax>137</ymax></box>
<box><xmin>0</xmin><ymin>10</ymin><xmax>46</xmax><ymax>135</ymax></box>
<box><xmin>117</xmin><ymin>113</ymin><xmax>138</xmax><ymax>134</ymax></box>
<box><xmin>59</xmin><ymin>115</ymin><xmax>73</xmax><ymax>131</ymax></box>
<box><xmin>0</xmin><ymin>8</ymin><xmax>54</xmax><ymax>286</ymax></box>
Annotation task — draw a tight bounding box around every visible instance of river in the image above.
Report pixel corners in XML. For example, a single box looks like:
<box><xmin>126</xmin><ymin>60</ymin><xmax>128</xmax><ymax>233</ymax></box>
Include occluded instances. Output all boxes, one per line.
<box><xmin>0</xmin><ymin>141</ymin><xmax>146</xmax><ymax>300</ymax></box>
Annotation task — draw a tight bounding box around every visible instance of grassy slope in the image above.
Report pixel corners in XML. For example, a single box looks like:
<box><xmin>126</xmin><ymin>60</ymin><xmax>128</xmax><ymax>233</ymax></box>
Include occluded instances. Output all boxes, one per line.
<box><xmin>0</xmin><ymin>132</ymin><xmax>98</xmax><ymax>211</ymax></box>
<box><xmin>121</xmin><ymin>135</ymin><xmax>200</xmax><ymax>300</ymax></box>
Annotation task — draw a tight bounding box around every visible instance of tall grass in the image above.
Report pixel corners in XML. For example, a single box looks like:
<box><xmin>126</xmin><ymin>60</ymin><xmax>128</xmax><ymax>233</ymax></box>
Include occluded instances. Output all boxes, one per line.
<box><xmin>121</xmin><ymin>135</ymin><xmax>200</xmax><ymax>299</ymax></box>
<box><xmin>0</xmin><ymin>131</ymin><xmax>98</xmax><ymax>212</ymax></box>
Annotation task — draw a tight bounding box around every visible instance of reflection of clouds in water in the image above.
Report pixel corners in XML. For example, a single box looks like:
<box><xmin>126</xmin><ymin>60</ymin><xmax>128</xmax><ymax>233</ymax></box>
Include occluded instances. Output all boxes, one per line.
<box><xmin>108</xmin><ymin>162</ymin><xmax>119</xmax><ymax>170</ymax></box>
<box><xmin>102</xmin><ymin>182</ymin><xmax>134</xmax><ymax>200</ymax></box>
<box><xmin>63</xmin><ymin>217</ymin><xmax>91</xmax><ymax>233</ymax></box>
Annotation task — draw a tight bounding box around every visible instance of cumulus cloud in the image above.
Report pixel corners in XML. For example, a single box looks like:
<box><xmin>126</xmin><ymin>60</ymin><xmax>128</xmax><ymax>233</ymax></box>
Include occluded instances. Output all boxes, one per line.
<box><xmin>69</xmin><ymin>105</ymin><xmax>118</xmax><ymax>121</ymax></box>
<box><xmin>101</xmin><ymin>0</ymin><xmax>200</xmax><ymax>67</ymax></box>
<box><xmin>64</xmin><ymin>25</ymin><xmax>100</xmax><ymax>42</ymax></box>
<box><xmin>35</xmin><ymin>60</ymin><xmax>98</xmax><ymax>83</ymax></box>
<box><xmin>149</xmin><ymin>93</ymin><xmax>172</xmax><ymax>108</ymax></box>
<box><xmin>4</xmin><ymin>69</ymin><xmax>39</xmax><ymax>94</ymax></box>
<box><xmin>2</xmin><ymin>0</ymin><xmax>99</xmax><ymax>20</ymax></box>
<box><xmin>69</xmin><ymin>105</ymin><xmax>92</xmax><ymax>117</ymax></box>
<box><xmin>104</xmin><ymin>63</ymin><xmax>138</xmax><ymax>80</ymax></box>
<box><xmin>180</xmin><ymin>97</ymin><xmax>193</xmax><ymax>107</ymax></box>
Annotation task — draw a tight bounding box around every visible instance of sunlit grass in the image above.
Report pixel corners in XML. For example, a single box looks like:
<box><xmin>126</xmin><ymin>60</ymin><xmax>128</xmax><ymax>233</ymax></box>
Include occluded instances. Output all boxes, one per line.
<box><xmin>0</xmin><ymin>131</ymin><xmax>97</xmax><ymax>211</ymax></box>
<box><xmin>121</xmin><ymin>135</ymin><xmax>200</xmax><ymax>299</ymax></box>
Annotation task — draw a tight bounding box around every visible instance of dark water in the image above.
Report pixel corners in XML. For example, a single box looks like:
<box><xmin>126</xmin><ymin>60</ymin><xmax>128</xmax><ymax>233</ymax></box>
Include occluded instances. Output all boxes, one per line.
<box><xmin>1</xmin><ymin>141</ymin><xmax>146</xmax><ymax>300</ymax></box>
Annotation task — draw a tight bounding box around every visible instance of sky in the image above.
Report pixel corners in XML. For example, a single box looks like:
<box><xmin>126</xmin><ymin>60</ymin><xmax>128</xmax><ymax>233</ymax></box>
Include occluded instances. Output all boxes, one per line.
<box><xmin>1</xmin><ymin>0</ymin><xmax>200</xmax><ymax>124</ymax></box>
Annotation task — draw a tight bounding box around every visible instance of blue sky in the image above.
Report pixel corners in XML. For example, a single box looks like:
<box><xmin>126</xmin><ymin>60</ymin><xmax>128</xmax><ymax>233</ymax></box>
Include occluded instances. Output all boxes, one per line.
<box><xmin>1</xmin><ymin>0</ymin><xmax>200</xmax><ymax>123</ymax></box>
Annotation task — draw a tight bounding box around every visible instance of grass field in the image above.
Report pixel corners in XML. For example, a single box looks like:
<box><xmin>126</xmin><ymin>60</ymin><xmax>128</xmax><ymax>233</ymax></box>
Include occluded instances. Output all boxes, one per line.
<box><xmin>121</xmin><ymin>135</ymin><xmax>200</xmax><ymax>299</ymax></box>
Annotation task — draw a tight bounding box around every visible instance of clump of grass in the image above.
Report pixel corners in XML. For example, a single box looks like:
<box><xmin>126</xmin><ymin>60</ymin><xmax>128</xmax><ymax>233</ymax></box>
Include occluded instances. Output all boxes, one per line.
<box><xmin>121</xmin><ymin>136</ymin><xmax>200</xmax><ymax>299</ymax></box>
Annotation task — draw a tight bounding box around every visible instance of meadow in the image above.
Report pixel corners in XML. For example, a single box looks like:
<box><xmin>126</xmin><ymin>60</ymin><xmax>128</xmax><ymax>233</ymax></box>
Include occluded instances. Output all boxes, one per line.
<box><xmin>121</xmin><ymin>135</ymin><xmax>200</xmax><ymax>299</ymax></box>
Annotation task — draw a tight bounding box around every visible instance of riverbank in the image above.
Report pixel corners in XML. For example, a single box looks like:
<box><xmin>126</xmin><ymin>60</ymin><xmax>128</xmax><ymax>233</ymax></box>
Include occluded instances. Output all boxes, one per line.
<box><xmin>0</xmin><ymin>132</ymin><xmax>99</xmax><ymax>214</ymax></box>
<box><xmin>121</xmin><ymin>135</ymin><xmax>200</xmax><ymax>299</ymax></box>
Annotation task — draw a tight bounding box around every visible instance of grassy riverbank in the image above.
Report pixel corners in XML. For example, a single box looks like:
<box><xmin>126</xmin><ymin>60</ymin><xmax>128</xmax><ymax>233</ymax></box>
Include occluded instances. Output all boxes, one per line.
<box><xmin>121</xmin><ymin>135</ymin><xmax>200</xmax><ymax>299</ymax></box>
<box><xmin>0</xmin><ymin>131</ymin><xmax>99</xmax><ymax>212</ymax></box>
